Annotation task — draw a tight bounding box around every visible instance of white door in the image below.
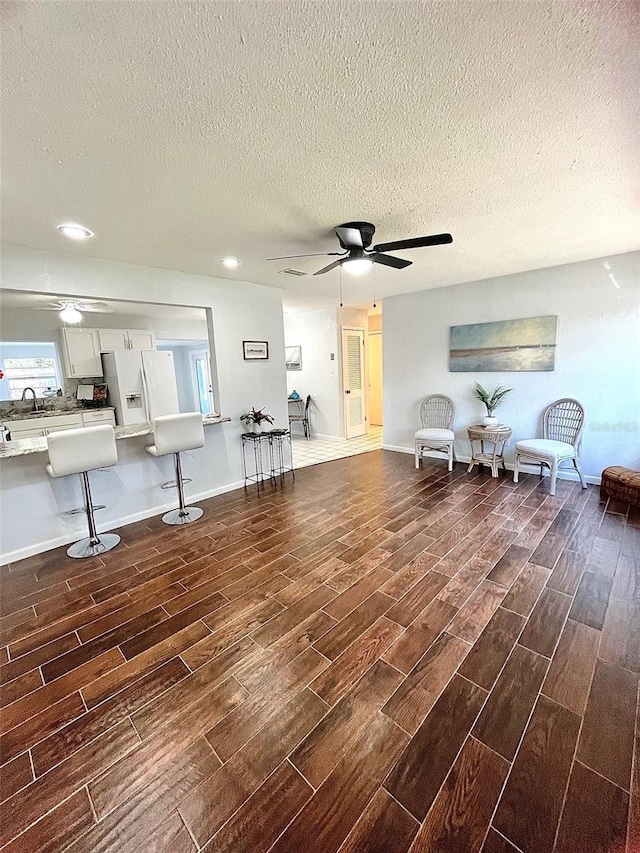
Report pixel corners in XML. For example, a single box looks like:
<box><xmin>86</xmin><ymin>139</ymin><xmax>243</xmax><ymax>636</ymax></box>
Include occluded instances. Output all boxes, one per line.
<box><xmin>189</xmin><ymin>350</ymin><xmax>214</xmax><ymax>414</ymax></box>
<box><xmin>341</xmin><ymin>327</ymin><xmax>366</xmax><ymax>439</ymax></box>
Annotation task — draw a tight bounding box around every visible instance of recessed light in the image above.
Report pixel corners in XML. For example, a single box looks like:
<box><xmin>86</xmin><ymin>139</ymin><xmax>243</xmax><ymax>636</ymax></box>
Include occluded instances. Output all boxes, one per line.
<box><xmin>57</xmin><ymin>223</ymin><xmax>94</xmax><ymax>241</ymax></box>
<box><xmin>221</xmin><ymin>256</ymin><xmax>241</xmax><ymax>269</ymax></box>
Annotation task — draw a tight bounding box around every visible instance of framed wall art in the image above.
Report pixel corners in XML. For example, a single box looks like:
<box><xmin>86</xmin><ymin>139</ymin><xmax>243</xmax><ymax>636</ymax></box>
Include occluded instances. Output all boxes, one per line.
<box><xmin>243</xmin><ymin>340</ymin><xmax>269</xmax><ymax>360</ymax></box>
<box><xmin>285</xmin><ymin>345</ymin><xmax>302</xmax><ymax>370</ymax></box>
<box><xmin>449</xmin><ymin>315</ymin><xmax>557</xmax><ymax>372</ymax></box>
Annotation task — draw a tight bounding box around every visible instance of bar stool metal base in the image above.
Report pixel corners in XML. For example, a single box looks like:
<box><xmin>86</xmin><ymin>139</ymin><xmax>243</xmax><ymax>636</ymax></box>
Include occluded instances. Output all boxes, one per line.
<box><xmin>64</xmin><ymin>504</ymin><xmax>106</xmax><ymax>516</ymax></box>
<box><xmin>65</xmin><ymin>470</ymin><xmax>122</xmax><ymax>559</ymax></box>
<box><xmin>67</xmin><ymin>533</ymin><xmax>121</xmax><ymax>559</ymax></box>
<box><xmin>160</xmin><ymin>478</ymin><xmax>192</xmax><ymax>490</ymax></box>
<box><xmin>162</xmin><ymin>506</ymin><xmax>203</xmax><ymax>525</ymax></box>
<box><xmin>159</xmin><ymin>453</ymin><xmax>203</xmax><ymax>526</ymax></box>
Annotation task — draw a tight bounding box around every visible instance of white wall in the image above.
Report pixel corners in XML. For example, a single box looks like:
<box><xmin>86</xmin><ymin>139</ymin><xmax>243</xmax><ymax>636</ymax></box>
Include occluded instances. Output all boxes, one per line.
<box><xmin>0</xmin><ymin>245</ymin><xmax>287</xmax><ymax>562</ymax></box>
<box><xmin>383</xmin><ymin>252</ymin><xmax>640</xmax><ymax>482</ymax></box>
<box><xmin>285</xmin><ymin>308</ymin><xmax>341</xmax><ymax>438</ymax></box>
<box><xmin>284</xmin><ymin>305</ymin><xmax>369</xmax><ymax>439</ymax></box>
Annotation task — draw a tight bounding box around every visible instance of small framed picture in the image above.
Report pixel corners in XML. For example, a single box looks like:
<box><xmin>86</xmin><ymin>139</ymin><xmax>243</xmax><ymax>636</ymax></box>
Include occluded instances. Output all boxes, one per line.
<box><xmin>285</xmin><ymin>345</ymin><xmax>302</xmax><ymax>371</ymax></box>
<box><xmin>243</xmin><ymin>340</ymin><xmax>269</xmax><ymax>360</ymax></box>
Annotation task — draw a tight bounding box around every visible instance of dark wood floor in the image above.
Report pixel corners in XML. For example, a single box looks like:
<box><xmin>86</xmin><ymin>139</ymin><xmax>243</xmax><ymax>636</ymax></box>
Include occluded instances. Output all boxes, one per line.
<box><xmin>1</xmin><ymin>450</ymin><xmax>638</xmax><ymax>853</ymax></box>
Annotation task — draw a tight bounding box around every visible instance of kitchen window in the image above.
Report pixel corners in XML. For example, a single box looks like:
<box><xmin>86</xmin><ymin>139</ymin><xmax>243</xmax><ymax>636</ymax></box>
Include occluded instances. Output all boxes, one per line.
<box><xmin>0</xmin><ymin>343</ymin><xmax>63</xmax><ymax>401</ymax></box>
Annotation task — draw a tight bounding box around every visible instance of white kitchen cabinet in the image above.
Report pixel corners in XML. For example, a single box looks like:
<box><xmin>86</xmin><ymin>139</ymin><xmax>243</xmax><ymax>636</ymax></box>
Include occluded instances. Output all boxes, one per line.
<box><xmin>98</xmin><ymin>329</ymin><xmax>129</xmax><ymax>352</ymax></box>
<box><xmin>3</xmin><ymin>412</ymin><xmax>84</xmax><ymax>439</ymax></box>
<box><xmin>4</xmin><ymin>426</ymin><xmax>44</xmax><ymax>439</ymax></box>
<box><xmin>126</xmin><ymin>330</ymin><xmax>156</xmax><ymax>351</ymax></box>
<box><xmin>82</xmin><ymin>409</ymin><xmax>116</xmax><ymax>427</ymax></box>
<box><xmin>98</xmin><ymin>329</ymin><xmax>156</xmax><ymax>352</ymax></box>
<box><xmin>60</xmin><ymin>328</ymin><xmax>103</xmax><ymax>378</ymax></box>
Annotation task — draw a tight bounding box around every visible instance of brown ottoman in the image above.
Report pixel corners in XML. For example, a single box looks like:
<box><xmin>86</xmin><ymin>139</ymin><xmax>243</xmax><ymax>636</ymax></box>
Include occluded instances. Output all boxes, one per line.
<box><xmin>601</xmin><ymin>466</ymin><xmax>640</xmax><ymax>507</ymax></box>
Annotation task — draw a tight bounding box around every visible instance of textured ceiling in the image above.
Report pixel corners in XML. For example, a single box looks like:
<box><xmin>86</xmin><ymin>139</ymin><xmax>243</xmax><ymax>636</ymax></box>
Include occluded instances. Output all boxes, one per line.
<box><xmin>1</xmin><ymin>0</ymin><xmax>639</xmax><ymax>313</ymax></box>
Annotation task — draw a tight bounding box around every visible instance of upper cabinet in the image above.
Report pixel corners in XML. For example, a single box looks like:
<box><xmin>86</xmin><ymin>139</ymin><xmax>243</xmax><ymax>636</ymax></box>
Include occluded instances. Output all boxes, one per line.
<box><xmin>60</xmin><ymin>328</ymin><xmax>157</xmax><ymax>378</ymax></box>
<box><xmin>124</xmin><ymin>330</ymin><xmax>156</xmax><ymax>351</ymax></box>
<box><xmin>97</xmin><ymin>329</ymin><xmax>128</xmax><ymax>352</ymax></box>
<box><xmin>97</xmin><ymin>329</ymin><xmax>156</xmax><ymax>352</ymax></box>
<box><xmin>60</xmin><ymin>328</ymin><xmax>103</xmax><ymax>378</ymax></box>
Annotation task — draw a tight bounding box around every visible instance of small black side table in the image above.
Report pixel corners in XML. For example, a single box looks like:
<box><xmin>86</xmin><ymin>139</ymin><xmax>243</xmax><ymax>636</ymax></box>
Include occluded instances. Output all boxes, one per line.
<box><xmin>269</xmin><ymin>429</ymin><xmax>295</xmax><ymax>482</ymax></box>
<box><xmin>241</xmin><ymin>429</ymin><xmax>294</xmax><ymax>487</ymax></box>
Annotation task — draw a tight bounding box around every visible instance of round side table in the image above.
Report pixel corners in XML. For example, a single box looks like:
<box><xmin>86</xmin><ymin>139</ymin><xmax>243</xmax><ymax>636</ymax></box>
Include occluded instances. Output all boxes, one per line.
<box><xmin>467</xmin><ymin>424</ymin><xmax>512</xmax><ymax>478</ymax></box>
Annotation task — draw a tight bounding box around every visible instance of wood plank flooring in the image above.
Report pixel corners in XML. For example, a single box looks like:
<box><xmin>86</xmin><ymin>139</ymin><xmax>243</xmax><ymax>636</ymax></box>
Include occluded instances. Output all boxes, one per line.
<box><xmin>1</xmin><ymin>449</ymin><xmax>638</xmax><ymax>852</ymax></box>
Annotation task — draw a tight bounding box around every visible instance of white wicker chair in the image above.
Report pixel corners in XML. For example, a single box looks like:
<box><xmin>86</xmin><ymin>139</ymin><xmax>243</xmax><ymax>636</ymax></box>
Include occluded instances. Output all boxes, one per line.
<box><xmin>513</xmin><ymin>398</ymin><xmax>587</xmax><ymax>496</ymax></box>
<box><xmin>415</xmin><ymin>395</ymin><xmax>456</xmax><ymax>472</ymax></box>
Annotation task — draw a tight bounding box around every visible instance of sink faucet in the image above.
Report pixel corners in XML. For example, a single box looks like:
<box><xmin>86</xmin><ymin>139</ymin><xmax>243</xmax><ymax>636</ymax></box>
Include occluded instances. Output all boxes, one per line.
<box><xmin>21</xmin><ymin>387</ymin><xmax>44</xmax><ymax>412</ymax></box>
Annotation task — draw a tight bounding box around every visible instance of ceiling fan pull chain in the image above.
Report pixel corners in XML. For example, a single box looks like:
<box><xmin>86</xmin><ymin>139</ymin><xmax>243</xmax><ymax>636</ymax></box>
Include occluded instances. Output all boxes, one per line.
<box><xmin>372</xmin><ymin>267</ymin><xmax>377</xmax><ymax>308</ymax></box>
<box><xmin>339</xmin><ymin>267</ymin><xmax>343</xmax><ymax>307</ymax></box>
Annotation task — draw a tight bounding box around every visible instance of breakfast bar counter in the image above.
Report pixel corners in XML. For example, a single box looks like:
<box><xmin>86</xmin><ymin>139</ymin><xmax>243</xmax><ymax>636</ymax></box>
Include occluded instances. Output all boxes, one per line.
<box><xmin>0</xmin><ymin>414</ymin><xmax>235</xmax><ymax>564</ymax></box>
<box><xmin>0</xmin><ymin>414</ymin><xmax>230</xmax><ymax>458</ymax></box>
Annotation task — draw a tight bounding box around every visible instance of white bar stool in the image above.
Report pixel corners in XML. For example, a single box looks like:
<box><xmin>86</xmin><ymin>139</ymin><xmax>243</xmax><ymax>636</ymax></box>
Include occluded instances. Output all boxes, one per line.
<box><xmin>146</xmin><ymin>412</ymin><xmax>205</xmax><ymax>525</ymax></box>
<box><xmin>46</xmin><ymin>425</ymin><xmax>121</xmax><ymax>559</ymax></box>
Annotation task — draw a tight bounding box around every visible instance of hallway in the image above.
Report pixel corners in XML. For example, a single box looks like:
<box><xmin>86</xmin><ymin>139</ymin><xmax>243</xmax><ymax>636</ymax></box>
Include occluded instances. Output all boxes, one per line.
<box><xmin>291</xmin><ymin>426</ymin><xmax>383</xmax><ymax>469</ymax></box>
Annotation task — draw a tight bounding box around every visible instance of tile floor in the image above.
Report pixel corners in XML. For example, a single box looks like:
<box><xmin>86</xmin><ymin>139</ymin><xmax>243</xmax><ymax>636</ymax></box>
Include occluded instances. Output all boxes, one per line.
<box><xmin>291</xmin><ymin>426</ymin><xmax>383</xmax><ymax>469</ymax></box>
<box><xmin>2</xmin><ymin>451</ymin><xmax>637</xmax><ymax>852</ymax></box>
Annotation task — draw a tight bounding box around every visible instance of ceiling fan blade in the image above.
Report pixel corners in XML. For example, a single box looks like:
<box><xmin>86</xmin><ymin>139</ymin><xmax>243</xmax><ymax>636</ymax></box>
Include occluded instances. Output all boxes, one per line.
<box><xmin>267</xmin><ymin>252</ymin><xmax>343</xmax><ymax>261</ymax></box>
<box><xmin>335</xmin><ymin>226</ymin><xmax>364</xmax><ymax>249</ymax></box>
<box><xmin>371</xmin><ymin>253</ymin><xmax>412</xmax><ymax>270</ymax></box>
<box><xmin>372</xmin><ymin>233</ymin><xmax>453</xmax><ymax>253</ymax></box>
<box><xmin>313</xmin><ymin>260</ymin><xmax>343</xmax><ymax>276</ymax></box>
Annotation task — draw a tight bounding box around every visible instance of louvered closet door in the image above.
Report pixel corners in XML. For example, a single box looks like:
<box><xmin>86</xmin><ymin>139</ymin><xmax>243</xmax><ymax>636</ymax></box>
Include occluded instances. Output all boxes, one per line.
<box><xmin>341</xmin><ymin>328</ymin><xmax>366</xmax><ymax>439</ymax></box>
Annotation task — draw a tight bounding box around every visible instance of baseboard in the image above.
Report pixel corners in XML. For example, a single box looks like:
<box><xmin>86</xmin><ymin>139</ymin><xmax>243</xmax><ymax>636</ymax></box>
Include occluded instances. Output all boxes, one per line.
<box><xmin>382</xmin><ymin>444</ymin><xmax>415</xmax><ymax>455</ymax></box>
<box><xmin>302</xmin><ymin>432</ymin><xmax>343</xmax><ymax>441</ymax></box>
<box><xmin>4</xmin><ymin>447</ymin><xmax>602</xmax><ymax>565</ymax></box>
<box><xmin>381</xmin><ymin>444</ymin><xmax>601</xmax><ymax>486</ymax></box>
<box><xmin>1</xmin><ymin>478</ymin><xmax>245</xmax><ymax>566</ymax></box>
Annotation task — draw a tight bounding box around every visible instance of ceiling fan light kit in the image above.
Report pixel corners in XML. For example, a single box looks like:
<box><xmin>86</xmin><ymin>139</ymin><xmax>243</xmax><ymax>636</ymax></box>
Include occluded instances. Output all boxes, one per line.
<box><xmin>268</xmin><ymin>221</ymin><xmax>453</xmax><ymax>277</ymax></box>
<box><xmin>40</xmin><ymin>298</ymin><xmax>113</xmax><ymax>322</ymax></box>
<box><xmin>341</xmin><ymin>249</ymin><xmax>373</xmax><ymax>276</ymax></box>
<box><xmin>58</xmin><ymin>301</ymin><xmax>83</xmax><ymax>324</ymax></box>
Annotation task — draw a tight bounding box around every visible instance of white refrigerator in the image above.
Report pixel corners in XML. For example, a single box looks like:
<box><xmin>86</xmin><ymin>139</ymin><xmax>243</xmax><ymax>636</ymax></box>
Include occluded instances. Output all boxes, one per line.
<box><xmin>101</xmin><ymin>350</ymin><xmax>180</xmax><ymax>426</ymax></box>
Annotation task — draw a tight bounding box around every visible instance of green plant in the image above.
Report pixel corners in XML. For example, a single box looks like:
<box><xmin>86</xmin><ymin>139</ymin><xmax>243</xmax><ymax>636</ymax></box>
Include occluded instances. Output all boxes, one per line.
<box><xmin>474</xmin><ymin>383</ymin><xmax>512</xmax><ymax>416</ymax></box>
<box><xmin>240</xmin><ymin>406</ymin><xmax>274</xmax><ymax>426</ymax></box>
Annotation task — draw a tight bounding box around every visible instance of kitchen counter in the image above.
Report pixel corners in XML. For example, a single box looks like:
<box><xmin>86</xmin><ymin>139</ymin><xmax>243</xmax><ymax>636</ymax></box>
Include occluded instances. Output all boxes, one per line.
<box><xmin>0</xmin><ymin>407</ymin><xmax>115</xmax><ymax>421</ymax></box>
<box><xmin>0</xmin><ymin>414</ymin><xmax>230</xmax><ymax>458</ymax></box>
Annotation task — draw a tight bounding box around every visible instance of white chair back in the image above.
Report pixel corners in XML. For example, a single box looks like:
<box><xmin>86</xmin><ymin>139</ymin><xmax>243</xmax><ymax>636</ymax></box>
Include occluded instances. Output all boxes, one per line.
<box><xmin>47</xmin><ymin>425</ymin><xmax>117</xmax><ymax>477</ymax></box>
<box><xmin>543</xmin><ymin>399</ymin><xmax>585</xmax><ymax>450</ymax></box>
<box><xmin>152</xmin><ymin>412</ymin><xmax>205</xmax><ymax>455</ymax></box>
<box><xmin>420</xmin><ymin>395</ymin><xmax>455</xmax><ymax>430</ymax></box>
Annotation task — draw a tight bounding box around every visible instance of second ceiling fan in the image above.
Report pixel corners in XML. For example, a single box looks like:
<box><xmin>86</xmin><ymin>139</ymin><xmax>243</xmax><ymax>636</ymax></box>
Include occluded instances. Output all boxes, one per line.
<box><xmin>268</xmin><ymin>221</ymin><xmax>453</xmax><ymax>276</ymax></box>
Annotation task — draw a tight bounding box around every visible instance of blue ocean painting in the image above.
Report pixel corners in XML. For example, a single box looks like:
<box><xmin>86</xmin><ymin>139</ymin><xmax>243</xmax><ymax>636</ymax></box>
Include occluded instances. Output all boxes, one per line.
<box><xmin>449</xmin><ymin>316</ymin><xmax>557</xmax><ymax>372</ymax></box>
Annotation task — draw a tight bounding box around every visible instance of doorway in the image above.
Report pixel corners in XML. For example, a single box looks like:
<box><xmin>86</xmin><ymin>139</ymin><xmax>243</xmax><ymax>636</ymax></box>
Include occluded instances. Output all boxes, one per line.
<box><xmin>341</xmin><ymin>327</ymin><xmax>366</xmax><ymax>439</ymax></box>
<box><xmin>190</xmin><ymin>349</ymin><xmax>214</xmax><ymax>415</ymax></box>
<box><xmin>367</xmin><ymin>331</ymin><xmax>383</xmax><ymax>426</ymax></box>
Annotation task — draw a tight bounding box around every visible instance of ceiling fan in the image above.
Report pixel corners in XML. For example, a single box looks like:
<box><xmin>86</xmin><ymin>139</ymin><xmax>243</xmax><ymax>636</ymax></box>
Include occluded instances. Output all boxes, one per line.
<box><xmin>267</xmin><ymin>221</ymin><xmax>453</xmax><ymax>276</ymax></box>
<box><xmin>39</xmin><ymin>298</ymin><xmax>114</xmax><ymax>324</ymax></box>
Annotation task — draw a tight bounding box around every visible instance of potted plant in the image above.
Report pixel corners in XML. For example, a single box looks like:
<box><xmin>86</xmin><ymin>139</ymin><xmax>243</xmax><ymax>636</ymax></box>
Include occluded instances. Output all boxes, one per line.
<box><xmin>474</xmin><ymin>383</ymin><xmax>512</xmax><ymax>426</ymax></box>
<box><xmin>240</xmin><ymin>406</ymin><xmax>274</xmax><ymax>434</ymax></box>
